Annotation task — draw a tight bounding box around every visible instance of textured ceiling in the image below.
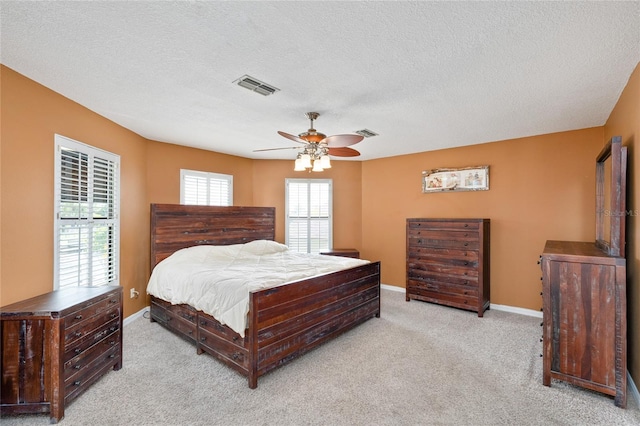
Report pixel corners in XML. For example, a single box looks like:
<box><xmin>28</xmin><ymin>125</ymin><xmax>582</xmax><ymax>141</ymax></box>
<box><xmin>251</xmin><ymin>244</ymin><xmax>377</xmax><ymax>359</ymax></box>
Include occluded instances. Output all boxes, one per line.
<box><xmin>1</xmin><ymin>1</ymin><xmax>639</xmax><ymax>161</ymax></box>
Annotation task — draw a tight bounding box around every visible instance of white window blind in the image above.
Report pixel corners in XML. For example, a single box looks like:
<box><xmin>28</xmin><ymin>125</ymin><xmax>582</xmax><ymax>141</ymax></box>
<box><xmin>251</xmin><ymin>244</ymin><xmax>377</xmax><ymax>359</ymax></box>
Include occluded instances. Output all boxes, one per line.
<box><xmin>180</xmin><ymin>169</ymin><xmax>233</xmax><ymax>206</ymax></box>
<box><xmin>54</xmin><ymin>135</ymin><xmax>120</xmax><ymax>289</ymax></box>
<box><xmin>286</xmin><ymin>179</ymin><xmax>332</xmax><ymax>254</ymax></box>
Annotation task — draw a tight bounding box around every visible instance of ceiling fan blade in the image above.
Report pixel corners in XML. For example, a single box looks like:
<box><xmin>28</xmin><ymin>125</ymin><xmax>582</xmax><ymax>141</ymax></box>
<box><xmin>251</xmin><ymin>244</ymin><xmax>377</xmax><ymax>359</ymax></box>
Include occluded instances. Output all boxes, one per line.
<box><xmin>328</xmin><ymin>147</ymin><xmax>360</xmax><ymax>157</ymax></box>
<box><xmin>253</xmin><ymin>146</ymin><xmax>300</xmax><ymax>152</ymax></box>
<box><xmin>322</xmin><ymin>134</ymin><xmax>364</xmax><ymax>147</ymax></box>
<box><xmin>278</xmin><ymin>131</ymin><xmax>307</xmax><ymax>144</ymax></box>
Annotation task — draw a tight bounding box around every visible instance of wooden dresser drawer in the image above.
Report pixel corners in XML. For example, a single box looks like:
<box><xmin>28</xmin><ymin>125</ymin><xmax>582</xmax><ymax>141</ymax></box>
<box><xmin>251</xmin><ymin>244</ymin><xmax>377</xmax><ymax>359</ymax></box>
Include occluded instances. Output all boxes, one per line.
<box><xmin>64</xmin><ymin>330</ymin><xmax>121</xmax><ymax>380</ymax></box>
<box><xmin>408</xmin><ymin>220</ymin><xmax>480</xmax><ymax>230</ymax></box>
<box><xmin>63</xmin><ymin>292</ymin><xmax>121</xmax><ymax>329</ymax></box>
<box><xmin>407</xmin><ymin>258</ymin><xmax>478</xmax><ymax>278</ymax></box>
<box><xmin>199</xmin><ymin>316</ymin><xmax>246</xmax><ymax>348</ymax></box>
<box><xmin>150</xmin><ymin>298</ymin><xmax>197</xmax><ymax>342</ymax></box>
<box><xmin>64</xmin><ymin>318</ymin><xmax>120</xmax><ymax>363</ymax></box>
<box><xmin>408</xmin><ymin>235</ymin><xmax>480</xmax><ymax>250</ymax></box>
<box><xmin>408</xmin><ymin>267</ymin><xmax>478</xmax><ymax>286</ymax></box>
<box><xmin>198</xmin><ymin>328</ymin><xmax>248</xmax><ymax>371</ymax></box>
<box><xmin>408</xmin><ymin>247</ymin><xmax>478</xmax><ymax>264</ymax></box>
<box><xmin>64</xmin><ymin>306</ymin><xmax>120</xmax><ymax>344</ymax></box>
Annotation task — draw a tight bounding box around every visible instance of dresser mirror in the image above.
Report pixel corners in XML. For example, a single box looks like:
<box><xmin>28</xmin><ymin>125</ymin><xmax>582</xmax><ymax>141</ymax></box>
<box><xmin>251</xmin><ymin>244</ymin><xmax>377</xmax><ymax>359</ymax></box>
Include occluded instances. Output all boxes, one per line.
<box><xmin>595</xmin><ymin>136</ymin><xmax>627</xmax><ymax>256</ymax></box>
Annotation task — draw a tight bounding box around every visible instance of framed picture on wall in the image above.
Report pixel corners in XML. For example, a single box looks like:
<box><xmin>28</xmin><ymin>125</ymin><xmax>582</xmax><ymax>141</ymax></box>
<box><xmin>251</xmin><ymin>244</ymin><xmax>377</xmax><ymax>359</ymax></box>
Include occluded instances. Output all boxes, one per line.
<box><xmin>422</xmin><ymin>165</ymin><xmax>489</xmax><ymax>193</ymax></box>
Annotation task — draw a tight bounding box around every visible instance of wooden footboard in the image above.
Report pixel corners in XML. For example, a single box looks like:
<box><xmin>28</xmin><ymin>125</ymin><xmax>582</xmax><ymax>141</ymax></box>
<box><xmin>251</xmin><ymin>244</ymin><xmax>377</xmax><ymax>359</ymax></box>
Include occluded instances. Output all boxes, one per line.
<box><xmin>150</xmin><ymin>261</ymin><xmax>380</xmax><ymax>387</ymax></box>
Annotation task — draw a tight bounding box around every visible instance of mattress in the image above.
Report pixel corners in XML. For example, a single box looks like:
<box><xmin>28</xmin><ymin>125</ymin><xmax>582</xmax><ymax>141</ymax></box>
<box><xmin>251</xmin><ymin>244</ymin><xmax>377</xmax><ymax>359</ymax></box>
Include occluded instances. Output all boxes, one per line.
<box><xmin>146</xmin><ymin>240</ymin><xmax>369</xmax><ymax>336</ymax></box>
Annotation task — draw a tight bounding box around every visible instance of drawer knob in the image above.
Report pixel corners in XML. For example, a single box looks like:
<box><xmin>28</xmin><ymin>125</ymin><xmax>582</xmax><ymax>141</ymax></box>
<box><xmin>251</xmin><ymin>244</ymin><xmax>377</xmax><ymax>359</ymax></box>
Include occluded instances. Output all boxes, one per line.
<box><xmin>232</xmin><ymin>353</ymin><xmax>240</xmax><ymax>360</ymax></box>
<box><xmin>200</xmin><ymin>337</ymin><xmax>206</xmax><ymax>342</ymax></box>
<box><xmin>109</xmin><ymin>354</ymin><xmax>116</xmax><ymax>359</ymax></box>
<box><xmin>110</xmin><ymin>299</ymin><xmax>117</xmax><ymax>304</ymax></box>
<box><xmin>75</xmin><ymin>348</ymin><xmax>82</xmax><ymax>354</ymax></box>
<box><xmin>232</xmin><ymin>336</ymin><xmax>238</xmax><ymax>342</ymax></box>
<box><xmin>464</xmin><ymin>224</ymin><xmax>469</xmax><ymax>227</ymax></box>
<box><xmin>464</xmin><ymin>243</ymin><xmax>468</xmax><ymax>247</ymax></box>
<box><xmin>74</xmin><ymin>365</ymin><xmax>81</xmax><ymax>370</ymax></box>
<box><xmin>74</xmin><ymin>331</ymin><xmax>82</xmax><ymax>337</ymax></box>
<box><xmin>109</xmin><ymin>340</ymin><xmax>116</xmax><ymax>345</ymax></box>
<box><xmin>74</xmin><ymin>380</ymin><xmax>81</xmax><ymax>386</ymax></box>
<box><xmin>464</xmin><ymin>261</ymin><xmax>468</xmax><ymax>265</ymax></box>
<box><xmin>75</xmin><ymin>315</ymin><xmax>83</xmax><ymax>320</ymax></box>
<box><xmin>111</xmin><ymin>313</ymin><xmax>117</xmax><ymax>318</ymax></box>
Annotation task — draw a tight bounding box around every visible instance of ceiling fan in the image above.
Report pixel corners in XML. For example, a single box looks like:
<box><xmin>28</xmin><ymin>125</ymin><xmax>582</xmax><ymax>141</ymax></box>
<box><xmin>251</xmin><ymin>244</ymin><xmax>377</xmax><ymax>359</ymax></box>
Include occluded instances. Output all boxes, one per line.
<box><xmin>254</xmin><ymin>112</ymin><xmax>364</xmax><ymax>171</ymax></box>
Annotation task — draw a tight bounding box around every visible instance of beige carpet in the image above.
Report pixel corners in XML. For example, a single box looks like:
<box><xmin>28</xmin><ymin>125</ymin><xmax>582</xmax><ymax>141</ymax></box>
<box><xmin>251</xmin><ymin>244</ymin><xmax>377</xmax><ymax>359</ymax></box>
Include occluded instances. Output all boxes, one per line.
<box><xmin>3</xmin><ymin>289</ymin><xmax>639</xmax><ymax>425</ymax></box>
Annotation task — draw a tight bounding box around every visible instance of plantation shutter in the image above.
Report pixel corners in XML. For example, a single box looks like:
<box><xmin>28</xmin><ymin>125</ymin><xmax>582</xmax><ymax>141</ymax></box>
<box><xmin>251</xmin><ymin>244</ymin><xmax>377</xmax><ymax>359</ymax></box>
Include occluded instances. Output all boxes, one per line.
<box><xmin>54</xmin><ymin>135</ymin><xmax>120</xmax><ymax>289</ymax></box>
<box><xmin>180</xmin><ymin>169</ymin><xmax>233</xmax><ymax>206</ymax></box>
<box><xmin>286</xmin><ymin>179</ymin><xmax>332</xmax><ymax>253</ymax></box>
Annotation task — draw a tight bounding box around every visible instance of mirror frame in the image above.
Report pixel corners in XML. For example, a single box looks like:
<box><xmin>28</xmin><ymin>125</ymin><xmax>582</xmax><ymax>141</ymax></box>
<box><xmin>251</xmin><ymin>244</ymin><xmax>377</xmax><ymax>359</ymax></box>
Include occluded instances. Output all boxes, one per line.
<box><xmin>595</xmin><ymin>136</ymin><xmax>627</xmax><ymax>257</ymax></box>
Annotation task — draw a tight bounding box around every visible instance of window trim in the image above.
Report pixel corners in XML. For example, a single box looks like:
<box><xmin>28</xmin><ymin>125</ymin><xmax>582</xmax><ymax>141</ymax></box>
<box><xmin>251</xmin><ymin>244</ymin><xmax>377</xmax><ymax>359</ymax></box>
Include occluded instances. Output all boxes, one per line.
<box><xmin>53</xmin><ymin>134</ymin><xmax>120</xmax><ymax>290</ymax></box>
<box><xmin>285</xmin><ymin>178</ymin><xmax>333</xmax><ymax>254</ymax></box>
<box><xmin>180</xmin><ymin>169</ymin><xmax>233</xmax><ymax>206</ymax></box>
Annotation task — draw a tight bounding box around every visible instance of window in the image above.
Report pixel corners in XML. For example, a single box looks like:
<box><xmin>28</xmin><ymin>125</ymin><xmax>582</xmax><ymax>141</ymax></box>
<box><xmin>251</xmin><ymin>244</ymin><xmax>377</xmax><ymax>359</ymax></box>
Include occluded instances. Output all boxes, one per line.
<box><xmin>180</xmin><ymin>169</ymin><xmax>233</xmax><ymax>206</ymax></box>
<box><xmin>54</xmin><ymin>135</ymin><xmax>120</xmax><ymax>289</ymax></box>
<box><xmin>286</xmin><ymin>179</ymin><xmax>332</xmax><ymax>254</ymax></box>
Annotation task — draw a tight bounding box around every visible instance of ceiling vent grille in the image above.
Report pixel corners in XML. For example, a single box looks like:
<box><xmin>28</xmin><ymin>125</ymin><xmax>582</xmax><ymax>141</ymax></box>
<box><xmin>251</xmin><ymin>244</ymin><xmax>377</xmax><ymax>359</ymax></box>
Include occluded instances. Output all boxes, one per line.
<box><xmin>234</xmin><ymin>75</ymin><xmax>280</xmax><ymax>96</ymax></box>
<box><xmin>354</xmin><ymin>128</ymin><xmax>379</xmax><ymax>138</ymax></box>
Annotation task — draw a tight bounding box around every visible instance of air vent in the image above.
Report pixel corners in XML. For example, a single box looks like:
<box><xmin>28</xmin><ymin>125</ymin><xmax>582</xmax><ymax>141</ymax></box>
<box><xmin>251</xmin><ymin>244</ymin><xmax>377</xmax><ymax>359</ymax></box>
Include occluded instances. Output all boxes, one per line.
<box><xmin>354</xmin><ymin>129</ymin><xmax>379</xmax><ymax>138</ymax></box>
<box><xmin>233</xmin><ymin>75</ymin><xmax>280</xmax><ymax>96</ymax></box>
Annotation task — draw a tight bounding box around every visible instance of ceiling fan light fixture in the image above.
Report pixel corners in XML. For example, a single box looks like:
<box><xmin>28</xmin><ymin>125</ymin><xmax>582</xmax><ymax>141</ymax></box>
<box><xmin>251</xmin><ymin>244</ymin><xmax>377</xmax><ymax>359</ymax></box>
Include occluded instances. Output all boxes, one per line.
<box><xmin>294</xmin><ymin>156</ymin><xmax>306</xmax><ymax>171</ymax></box>
<box><xmin>311</xmin><ymin>160</ymin><xmax>324</xmax><ymax>172</ymax></box>
<box><xmin>320</xmin><ymin>155</ymin><xmax>332</xmax><ymax>169</ymax></box>
<box><xmin>300</xmin><ymin>153</ymin><xmax>312</xmax><ymax>169</ymax></box>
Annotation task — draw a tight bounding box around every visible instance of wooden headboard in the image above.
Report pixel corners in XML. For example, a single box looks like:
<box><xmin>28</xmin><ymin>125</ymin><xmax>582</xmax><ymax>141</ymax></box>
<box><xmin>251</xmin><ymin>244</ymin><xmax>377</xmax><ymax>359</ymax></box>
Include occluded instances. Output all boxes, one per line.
<box><xmin>150</xmin><ymin>204</ymin><xmax>276</xmax><ymax>269</ymax></box>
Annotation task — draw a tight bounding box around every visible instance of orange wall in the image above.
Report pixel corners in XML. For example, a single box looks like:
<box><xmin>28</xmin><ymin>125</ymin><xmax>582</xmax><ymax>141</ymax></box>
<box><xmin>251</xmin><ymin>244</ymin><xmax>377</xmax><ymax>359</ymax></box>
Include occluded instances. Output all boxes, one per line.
<box><xmin>146</xmin><ymin>141</ymin><xmax>254</xmax><ymax>206</ymax></box>
<box><xmin>251</xmin><ymin>160</ymin><xmax>362</xmax><ymax>247</ymax></box>
<box><xmin>604</xmin><ymin>62</ymin><xmax>640</xmax><ymax>387</ymax></box>
<box><xmin>362</xmin><ymin>128</ymin><xmax>603</xmax><ymax>310</ymax></box>
<box><xmin>0</xmin><ymin>66</ymin><xmax>150</xmax><ymax>317</ymax></box>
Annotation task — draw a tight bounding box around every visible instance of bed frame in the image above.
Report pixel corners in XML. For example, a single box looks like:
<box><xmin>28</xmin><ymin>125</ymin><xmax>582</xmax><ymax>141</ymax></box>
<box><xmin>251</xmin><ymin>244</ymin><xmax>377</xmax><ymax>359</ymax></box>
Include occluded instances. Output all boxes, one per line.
<box><xmin>148</xmin><ymin>204</ymin><xmax>381</xmax><ymax>388</ymax></box>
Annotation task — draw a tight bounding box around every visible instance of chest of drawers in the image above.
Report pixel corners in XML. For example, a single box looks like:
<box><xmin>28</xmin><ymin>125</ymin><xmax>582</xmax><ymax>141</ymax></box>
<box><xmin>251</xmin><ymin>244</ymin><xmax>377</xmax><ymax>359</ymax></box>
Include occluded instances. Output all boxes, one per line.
<box><xmin>1</xmin><ymin>286</ymin><xmax>122</xmax><ymax>423</ymax></box>
<box><xmin>406</xmin><ymin>218</ymin><xmax>490</xmax><ymax>316</ymax></box>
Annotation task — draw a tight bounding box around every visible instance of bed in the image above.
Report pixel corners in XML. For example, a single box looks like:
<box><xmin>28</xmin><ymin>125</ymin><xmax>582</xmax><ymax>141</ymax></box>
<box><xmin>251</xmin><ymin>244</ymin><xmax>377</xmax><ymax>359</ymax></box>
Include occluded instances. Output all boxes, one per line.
<box><xmin>147</xmin><ymin>204</ymin><xmax>381</xmax><ymax>388</ymax></box>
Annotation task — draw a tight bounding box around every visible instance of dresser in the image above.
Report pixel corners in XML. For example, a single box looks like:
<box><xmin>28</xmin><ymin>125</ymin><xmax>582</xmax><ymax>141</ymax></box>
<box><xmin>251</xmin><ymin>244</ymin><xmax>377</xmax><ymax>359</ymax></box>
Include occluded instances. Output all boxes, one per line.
<box><xmin>406</xmin><ymin>218</ymin><xmax>490</xmax><ymax>317</ymax></box>
<box><xmin>541</xmin><ymin>240</ymin><xmax>626</xmax><ymax>407</ymax></box>
<box><xmin>0</xmin><ymin>286</ymin><xmax>123</xmax><ymax>423</ymax></box>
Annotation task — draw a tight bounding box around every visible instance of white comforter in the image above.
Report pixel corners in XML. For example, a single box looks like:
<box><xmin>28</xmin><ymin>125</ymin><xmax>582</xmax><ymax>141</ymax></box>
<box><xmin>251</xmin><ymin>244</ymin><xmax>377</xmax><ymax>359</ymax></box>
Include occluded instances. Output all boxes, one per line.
<box><xmin>146</xmin><ymin>240</ymin><xmax>369</xmax><ymax>337</ymax></box>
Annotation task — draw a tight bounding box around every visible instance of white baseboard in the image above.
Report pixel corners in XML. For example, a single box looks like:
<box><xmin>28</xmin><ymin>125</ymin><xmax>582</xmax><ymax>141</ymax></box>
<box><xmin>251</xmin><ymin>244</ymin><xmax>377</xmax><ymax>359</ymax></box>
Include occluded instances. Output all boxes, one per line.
<box><xmin>123</xmin><ymin>306</ymin><xmax>149</xmax><ymax>326</ymax></box>
<box><xmin>381</xmin><ymin>283</ymin><xmax>404</xmax><ymax>293</ymax></box>
<box><xmin>489</xmin><ymin>303</ymin><xmax>543</xmax><ymax>318</ymax></box>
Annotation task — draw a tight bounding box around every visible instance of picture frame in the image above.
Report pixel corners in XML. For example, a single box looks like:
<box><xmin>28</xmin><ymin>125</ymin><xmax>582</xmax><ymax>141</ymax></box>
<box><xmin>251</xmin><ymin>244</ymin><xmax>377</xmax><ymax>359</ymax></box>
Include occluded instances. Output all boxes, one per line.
<box><xmin>422</xmin><ymin>165</ymin><xmax>489</xmax><ymax>193</ymax></box>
